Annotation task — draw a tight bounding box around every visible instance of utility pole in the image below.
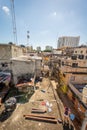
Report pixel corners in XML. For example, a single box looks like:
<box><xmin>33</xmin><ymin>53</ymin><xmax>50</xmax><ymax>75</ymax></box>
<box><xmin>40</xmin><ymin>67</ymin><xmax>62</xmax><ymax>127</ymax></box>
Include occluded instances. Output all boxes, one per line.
<box><xmin>10</xmin><ymin>0</ymin><xmax>17</xmax><ymax>44</ymax></box>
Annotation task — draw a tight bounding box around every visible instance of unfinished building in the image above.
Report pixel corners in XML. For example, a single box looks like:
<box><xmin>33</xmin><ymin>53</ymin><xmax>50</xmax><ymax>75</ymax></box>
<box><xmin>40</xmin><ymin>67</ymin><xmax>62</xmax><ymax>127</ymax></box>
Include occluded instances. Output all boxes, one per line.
<box><xmin>11</xmin><ymin>56</ymin><xmax>42</xmax><ymax>84</ymax></box>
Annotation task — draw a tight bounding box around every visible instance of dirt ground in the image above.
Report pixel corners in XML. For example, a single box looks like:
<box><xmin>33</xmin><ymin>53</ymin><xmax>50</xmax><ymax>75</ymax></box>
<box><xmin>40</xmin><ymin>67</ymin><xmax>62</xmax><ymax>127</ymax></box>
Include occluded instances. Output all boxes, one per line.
<box><xmin>0</xmin><ymin>78</ymin><xmax>64</xmax><ymax>130</ymax></box>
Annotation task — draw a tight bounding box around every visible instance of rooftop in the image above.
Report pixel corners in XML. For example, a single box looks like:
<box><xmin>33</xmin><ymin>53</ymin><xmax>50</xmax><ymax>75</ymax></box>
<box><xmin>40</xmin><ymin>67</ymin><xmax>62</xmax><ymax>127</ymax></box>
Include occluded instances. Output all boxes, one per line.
<box><xmin>11</xmin><ymin>55</ymin><xmax>42</xmax><ymax>62</ymax></box>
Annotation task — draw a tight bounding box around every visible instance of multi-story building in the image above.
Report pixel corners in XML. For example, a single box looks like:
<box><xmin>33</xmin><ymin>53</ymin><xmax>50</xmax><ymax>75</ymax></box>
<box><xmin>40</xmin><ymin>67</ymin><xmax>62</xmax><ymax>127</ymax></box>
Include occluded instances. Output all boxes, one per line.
<box><xmin>37</xmin><ymin>46</ymin><xmax>41</xmax><ymax>52</ymax></box>
<box><xmin>26</xmin><ymin>46</ymin><xmax>33</xmax><ymax>52</ymax></box>
<box><xmin>57</xmin><ymin>36</ymin><xmax>80</xmax><ymax>48</ymax></box>
<box><xmin>58</xmin><ymin>46</ymin><xmax>87</xmax><ymax>84</ymax></box>
<box><xmin>56</xmin><ymin>46</ymin><xmax>87</xmax><ymax>123</ymax></box>
<box><xmin>73</xmin><ymin>46</ymin><xmax>87</xmax><ymax>60</ymax></box>
<box><xmin>0</xmin><ymin>43</ymin><xmax>42</xmax><ymax>84</ymax></box>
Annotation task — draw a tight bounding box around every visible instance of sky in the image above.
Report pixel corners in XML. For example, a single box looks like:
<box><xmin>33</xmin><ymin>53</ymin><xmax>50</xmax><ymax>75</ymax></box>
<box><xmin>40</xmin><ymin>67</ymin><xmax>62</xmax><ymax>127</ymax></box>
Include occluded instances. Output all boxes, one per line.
<box><xmin>0</xmin><ymin>0</ymin><xmax>87</xmax><ymax>50</ymax></box>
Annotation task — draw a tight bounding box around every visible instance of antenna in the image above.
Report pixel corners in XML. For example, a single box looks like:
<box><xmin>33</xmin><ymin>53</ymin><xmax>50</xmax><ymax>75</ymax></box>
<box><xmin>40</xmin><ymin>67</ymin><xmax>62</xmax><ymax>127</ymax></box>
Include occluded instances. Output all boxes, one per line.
<box><xmin>10</xmin><ymin>0</ymin><xmax>17</xmax><ymax>44</ymax></box>
<box><xmin>27</xmin><ymin>30</ymin><xmax>30</xmax><ymax>46</ymax></box>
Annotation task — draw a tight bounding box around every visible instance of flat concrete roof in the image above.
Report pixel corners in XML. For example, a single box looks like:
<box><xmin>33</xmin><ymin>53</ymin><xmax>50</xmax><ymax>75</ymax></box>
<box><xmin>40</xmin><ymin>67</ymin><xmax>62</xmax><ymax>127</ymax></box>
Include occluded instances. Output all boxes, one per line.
<box><xmin>11</xmin><ymin>55</ymin><xmax>42</xmax><ymax>62</ymax></box>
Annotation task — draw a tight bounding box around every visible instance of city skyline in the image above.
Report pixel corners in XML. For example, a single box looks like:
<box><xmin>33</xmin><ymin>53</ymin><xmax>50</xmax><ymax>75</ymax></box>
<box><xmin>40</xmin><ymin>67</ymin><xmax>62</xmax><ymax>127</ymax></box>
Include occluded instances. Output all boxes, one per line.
<box><xmin>0</xmin><ymin>0</ymin><xmax>87</xmax><ymax>49</ymax></box>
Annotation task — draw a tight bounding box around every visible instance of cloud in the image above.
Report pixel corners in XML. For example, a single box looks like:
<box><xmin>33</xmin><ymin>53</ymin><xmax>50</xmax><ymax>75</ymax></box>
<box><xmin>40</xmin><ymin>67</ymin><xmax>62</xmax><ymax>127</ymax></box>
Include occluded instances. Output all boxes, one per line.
<box><xmin>51</xmin><ymin>11</ymin><xmax>57</xmax><ymax>17</ymax></box>
<box><xmin>2</xmin><ymin>6</ymin><xmax>10</xmax><ymax>15</ymax></box>
<box><xmin>53</xmin><ymin>12</ymin><xmax>57</xmax><ymax>16</ymax></box>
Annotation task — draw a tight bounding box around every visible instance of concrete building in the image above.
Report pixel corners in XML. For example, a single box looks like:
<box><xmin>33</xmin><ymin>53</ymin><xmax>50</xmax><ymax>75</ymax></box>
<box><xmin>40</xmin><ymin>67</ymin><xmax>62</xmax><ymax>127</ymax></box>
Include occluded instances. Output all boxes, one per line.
<box><xmin>57</xmin><ymin>46</ymin><xmax>87</xmax><ymax>85</ymax></box>
<box><xmin>37</xmin><ymin>46</ymin><xmax>41</xmax><ymax>52</ymax></box>
<box><xmin>11</xmin><ymin>56</ymin><xmax>42</xmax><ymax>84</ymax></box>
<box><xmin>0</xmin><ymin>44</ymin><xmax>24</xmax><ymax>72</ymax></box>
<box><xmin>67</xmin><ymin>83</ymin><xmax>87</xmax><ymax>123</ymax></box>
<box><xmin>57</xmin><ymin>36</ymin><xmax>80</xmax><ymax>48</ymax></box>
<box><xmin>52</xmin><ymin>49</ymin><xmax>62</xmax><ymax>55</ymax></box>
<box><xmin>73</xmin><ymin>46</ymin><xmax>87</xmax><ymax>60</ymax></box>
<box><xmin>0</xmin><ymin>44</ymin><xmax>42</xmax><ymax>84</ymax></box>
<box><xmin>56</xmin><ymin>46</ymin><xmax>87</xmax><ymax>117</ymax></box>
<box><xmin>26</xmin><ymin>46</ymin><xmax>33</xmax><ymax>52</ymax></box>
<box><xmin>0</xmin><ymin>44</ymin><xmax>23</xmax><ymax>63</ymax></box>
<box><xmin>59</xmin><ymin>57</ymin><xmax>87</xmax><ymax>84</ymax></box>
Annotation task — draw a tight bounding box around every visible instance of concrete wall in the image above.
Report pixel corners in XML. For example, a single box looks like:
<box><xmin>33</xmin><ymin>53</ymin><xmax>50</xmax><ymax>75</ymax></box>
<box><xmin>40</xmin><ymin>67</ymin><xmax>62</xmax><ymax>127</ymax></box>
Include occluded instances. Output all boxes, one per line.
<box><xmin>0</xmin><ymin>44</ymin><xmax>12</xmax><ymax>62</ymax></box>
<box><xmin>11</xmin><ymin>60</ymin><xmax>35</xmax><ymax>84</ymax></box>
<box><xmin>67</xmin><ymin>88</ymin><xmax>86</xmax><ymax>121</ymax></box>
<box><xmin>0</xmin><ymin>44</ymin><xmax>23</xmax><ymax>62</ymax></box>
<box><xmin>11</xmin><ymin>59</ymin><xmax>42</xmax><ymax>84</ymax></box>
<box><xmin>0</xmin><ymin>44</ymin><xmax>24</xmax><ymax>71</ymax></box>
<box><xmin>64</xmin><ymin>73</ymin><xmax>87</xmax><ymax>84</ymax></box>
<box><xmin>74</xmin><ymin>47</ymin><xmax>87</xmax><ymax>56</ymax></box>
<box><xmin>11</xmin><ymin>45</ymin><xmax>23</xmax><ymax>58</ymax></box>
<box><xmin>70</xmin><ymin>74</ymin><xmax>87</xmax><ymax>84</ymax></box>
<box><xmin>52</xmin><ymin>49</ymin><xmax>62</xmax><ymax>55</ymax></box>
<box><xmin>82</xmin><ymin>87</ymin><xmax>87</xmax><ymax>104</ymax></box>
<box><xmin>35</xmin><ymin>59</ymin><xmax>42</xmax><ymax>75</ymax></box>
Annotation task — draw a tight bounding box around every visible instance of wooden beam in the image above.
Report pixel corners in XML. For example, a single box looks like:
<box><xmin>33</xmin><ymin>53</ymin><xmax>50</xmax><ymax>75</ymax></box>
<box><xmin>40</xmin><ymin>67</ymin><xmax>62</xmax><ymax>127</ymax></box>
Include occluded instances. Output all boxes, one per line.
<box><xmin>24</xmin><ymin>115</ymin><xmax>57</xmax><ymax>124</ymax></box>
<box><xmin>23</xmin><ymin>114</ymin><xmax>56</xmax><ymax>119</ymax></box>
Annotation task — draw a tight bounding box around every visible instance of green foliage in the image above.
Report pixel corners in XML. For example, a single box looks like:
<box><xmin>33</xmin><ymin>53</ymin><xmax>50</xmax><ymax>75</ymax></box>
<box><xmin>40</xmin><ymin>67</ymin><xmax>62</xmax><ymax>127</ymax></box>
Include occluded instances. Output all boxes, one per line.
<box><xmin>44</xmin><ymin>50</ymin><xmax>52</xmax><ymax>52</ymax></box>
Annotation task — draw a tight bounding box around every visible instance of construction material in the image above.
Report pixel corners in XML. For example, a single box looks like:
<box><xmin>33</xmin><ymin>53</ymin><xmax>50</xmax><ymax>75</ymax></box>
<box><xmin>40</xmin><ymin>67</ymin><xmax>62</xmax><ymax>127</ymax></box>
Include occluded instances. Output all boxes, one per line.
<box><xmin>23</xmin><ymin>114</ymin><xmax>57</xmax><ymax>124</ymax></box>
<box><xmin>41</xmin><ymin>89</ymin><xmax>46</xmax><ymax>93</ymax></box>
<box><xmin>23</xmin><ymin>114</ymin><xmax>56</xmax><ymax>119</ymax></box>
<box><xmin>31</xmin><ymin>109</ymin><xmax>47</xmax><ymax>113</ymax></box>
<box><xmin>32</xmin><ymin>107</ymin><xmax>47</xmax><ymax>112</ymax></box>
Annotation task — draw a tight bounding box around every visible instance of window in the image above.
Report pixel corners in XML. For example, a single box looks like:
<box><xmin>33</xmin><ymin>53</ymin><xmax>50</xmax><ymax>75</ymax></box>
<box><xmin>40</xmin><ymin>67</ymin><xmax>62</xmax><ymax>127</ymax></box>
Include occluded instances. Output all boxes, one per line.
<box><xmin>62</xmin><ymin>61</ymin><xmax>64</xmax><ymax>66</ymax></box>
<box><xmin>78</xmin><ymin>55</ymin><xmax>84</xmax><ymax>59</ymax></box>
<box><xmin>1</xmin><ymin>63</ymin><xmax>8</xmax><ymax>67</ymax></box>
<box><xmin>81</xmin><ymin>50</ymin><xmax>83</xmax><ymax>53</ymax></box>
<box><xmin>75</xmin><ymin>51</ymin><xmax>77</xmax><ymax>53</ymax></box>
<box><xmin>71</xmin><ymin>55</ymin><xmax>77</xmax><ymax>60</ymax></box>
<box><xmin>72</xmin><ymin>63</ymin><xmax>78</xmax><ymax>67</ymax></box>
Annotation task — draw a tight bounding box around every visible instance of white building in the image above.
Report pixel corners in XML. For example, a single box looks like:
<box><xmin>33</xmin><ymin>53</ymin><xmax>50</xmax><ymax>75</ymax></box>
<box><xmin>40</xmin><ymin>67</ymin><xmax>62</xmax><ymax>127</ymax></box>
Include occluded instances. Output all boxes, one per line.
<box><xmin>57</xmin><ymin>36</ymin><xmax>80</xmax><ymax>48</ymax></box>
<box><xmin>52</xmin><ymin>49</ymin><xmax>62</xmax><ymax>55</ymax></box>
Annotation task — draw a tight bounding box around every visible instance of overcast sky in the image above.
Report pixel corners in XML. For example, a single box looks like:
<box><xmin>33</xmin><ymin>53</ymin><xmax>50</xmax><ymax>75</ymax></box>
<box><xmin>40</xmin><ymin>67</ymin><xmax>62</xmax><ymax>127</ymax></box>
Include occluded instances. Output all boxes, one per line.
<box><xmin>0</xmin><ymin>0</ymin><xmax>87</xmax><ymax>49</ymax></box>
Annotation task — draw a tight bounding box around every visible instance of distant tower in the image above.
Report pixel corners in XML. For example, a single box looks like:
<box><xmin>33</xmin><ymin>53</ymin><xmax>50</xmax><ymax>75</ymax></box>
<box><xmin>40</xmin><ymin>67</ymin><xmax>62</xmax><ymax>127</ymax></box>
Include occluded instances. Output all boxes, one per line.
<box><xmin>10</xmin><ymin>0</ymin><xmax>17</xmax><ymax>44</ymax></box>
<box><xmin>27</xmin><ymin>31</ymin><xmax>30</xmax><ymax>46</ymax></box>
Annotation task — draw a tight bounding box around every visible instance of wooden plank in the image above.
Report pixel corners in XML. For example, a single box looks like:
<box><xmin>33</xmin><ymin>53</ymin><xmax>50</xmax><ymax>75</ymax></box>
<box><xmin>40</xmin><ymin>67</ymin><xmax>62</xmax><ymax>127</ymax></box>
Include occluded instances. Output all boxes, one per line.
<box><xmin>23</xmin><ymin>114</ymin><xmax>56</xmax><ymax>119</ymax></box>
<box><xmin>24</xmin><ymin>115</ymin><xmax>57</xmax><ymax>124</ymax></box>
<box><xmin>31</xmin><ymin>110</ymin><xmax>46</xmax><ymax>113</ymax></box>
<box><xmin>32</xmin><ymin>108</ymin><xmax>45</xmax><ymax>110</ymax></box>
